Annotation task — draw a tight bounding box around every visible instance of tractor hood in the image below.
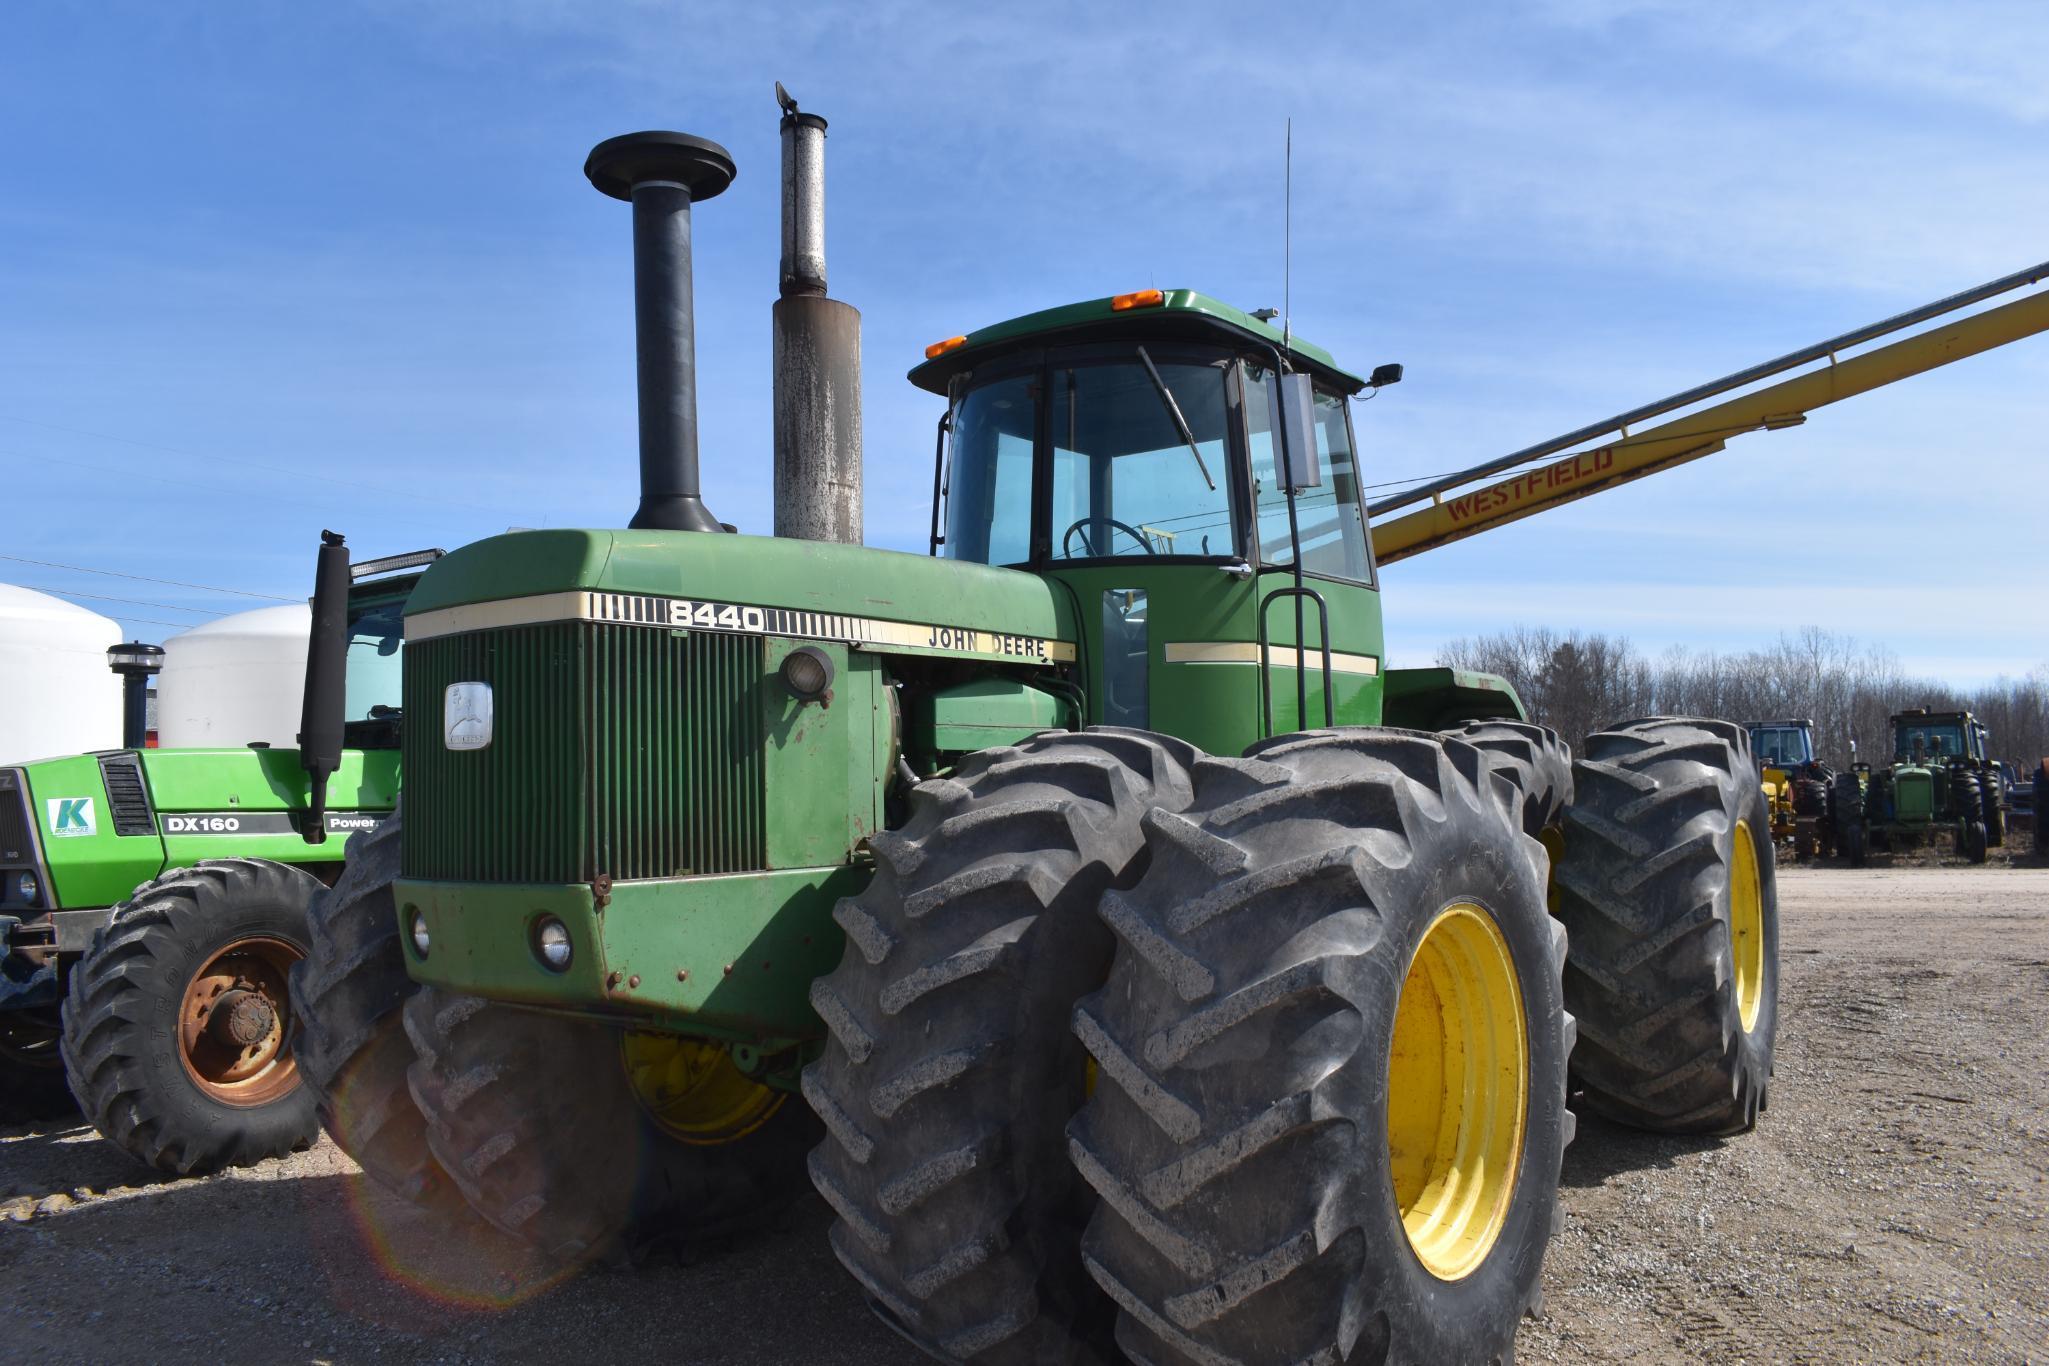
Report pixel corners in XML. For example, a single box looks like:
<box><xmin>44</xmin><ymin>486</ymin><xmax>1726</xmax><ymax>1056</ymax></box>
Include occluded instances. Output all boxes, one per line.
<box><xmin>404</xmin><ymin>530</ymin><xmax>1079</xmax><ymax>668</ymax></box>
<box><xmin>1</xmin><ymin>748</ymin><xmax>398</xmax><ymax>913</ymax></box>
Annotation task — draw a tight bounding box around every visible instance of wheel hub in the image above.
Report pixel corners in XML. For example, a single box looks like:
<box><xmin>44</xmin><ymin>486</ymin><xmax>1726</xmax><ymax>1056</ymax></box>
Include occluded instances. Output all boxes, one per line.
<box><xmin>177</xmin><ymin>936</ymin><xmax>302</xmax><ymax>1107</ymax></box>
<box><xmin>205</xmin><ymin>989</ymin><xmax>277</xmax><ymax>1049</ymax></box>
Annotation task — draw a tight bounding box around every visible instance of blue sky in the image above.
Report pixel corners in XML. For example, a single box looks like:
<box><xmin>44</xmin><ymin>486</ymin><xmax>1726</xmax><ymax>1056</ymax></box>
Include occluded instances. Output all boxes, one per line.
<box><xmin>3</xmin><ymin>1</ymin><xmax>2044</xmax><ymax>683</ymax></box>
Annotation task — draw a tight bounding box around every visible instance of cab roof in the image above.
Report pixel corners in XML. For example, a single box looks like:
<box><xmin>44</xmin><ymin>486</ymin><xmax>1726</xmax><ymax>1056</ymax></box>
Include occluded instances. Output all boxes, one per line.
<box><xmin>906</xmin><ymin>289</ymin><xmax>1367</xmax><ymax>396</ymax></box>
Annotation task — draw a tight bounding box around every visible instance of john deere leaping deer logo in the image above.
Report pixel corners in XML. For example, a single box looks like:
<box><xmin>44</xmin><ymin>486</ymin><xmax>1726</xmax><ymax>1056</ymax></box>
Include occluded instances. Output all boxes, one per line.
<box><xmin>443</xmin><ymin>682</ymin><xmax>493</xmax><ymax>751</ymax></box>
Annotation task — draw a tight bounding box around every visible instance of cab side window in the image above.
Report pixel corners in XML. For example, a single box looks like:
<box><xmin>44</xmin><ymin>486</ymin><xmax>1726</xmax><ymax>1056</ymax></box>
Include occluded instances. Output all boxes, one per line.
<box><xmin>1245</xmin><ymin>365</ymin><xmax>1374</xmax><ymax>583</ymax></box>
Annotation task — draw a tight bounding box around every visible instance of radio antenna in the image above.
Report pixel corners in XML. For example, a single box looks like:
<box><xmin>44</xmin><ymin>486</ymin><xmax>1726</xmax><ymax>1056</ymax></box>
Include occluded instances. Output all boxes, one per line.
<box><xmin>1281</xmin><ymin>116</ymin><xmax>1292</xmax><ymax>359</ymax></box>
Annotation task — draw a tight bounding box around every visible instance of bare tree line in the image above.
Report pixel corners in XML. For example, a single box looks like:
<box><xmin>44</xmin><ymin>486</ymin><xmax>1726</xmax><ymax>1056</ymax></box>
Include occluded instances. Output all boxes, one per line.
<box><xmin>1437</xmin><ymin>625</ymin><xmax>2049</xmax><ymax>776</ymax></box>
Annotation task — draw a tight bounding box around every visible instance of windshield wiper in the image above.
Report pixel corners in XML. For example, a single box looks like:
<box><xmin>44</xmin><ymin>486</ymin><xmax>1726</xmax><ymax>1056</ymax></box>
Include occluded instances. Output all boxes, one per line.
<box><xmin>1136</xmin><ymin>346</ymin><xmax>1216</xmax><ymax>491</ymax></box>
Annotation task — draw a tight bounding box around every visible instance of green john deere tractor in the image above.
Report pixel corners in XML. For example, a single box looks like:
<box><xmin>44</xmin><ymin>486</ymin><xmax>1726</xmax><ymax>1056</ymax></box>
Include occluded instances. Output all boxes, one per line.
<box><xmin>0</xmin><ymin>537</ymin><xmax>429</xmax><ymax>1173</ymax></box>
<box><xmin>1839</xmin><ymin>707</ymin><xmax>2004</xmax><ymax>865</ymax></box>
<box><xmin>289</xmin><ymin>110</ymin><xmax>1777</xmax><ymax>1365</ymax></box>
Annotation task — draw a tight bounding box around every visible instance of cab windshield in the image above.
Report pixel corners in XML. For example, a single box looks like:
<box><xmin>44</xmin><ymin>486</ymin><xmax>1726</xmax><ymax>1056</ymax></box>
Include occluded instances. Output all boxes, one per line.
<box><xmin>1750</xmin><ymin>727</ymin><xmax>1812</xmax><ymax>767</ymax></box>
<box><xmin>1896</xmin><ymin>721</ymin><xmax>1966</xmax><ymax>759</ymax></box>
<box><xmin>940</xmin><ymin>347</ymin><xmax>1371</xmax><ymax>580</ymax></box>
<box><xmin>1048</xmin><ymin>356</ymin><xmax>1233</xmax><ymax>560</ymax></box>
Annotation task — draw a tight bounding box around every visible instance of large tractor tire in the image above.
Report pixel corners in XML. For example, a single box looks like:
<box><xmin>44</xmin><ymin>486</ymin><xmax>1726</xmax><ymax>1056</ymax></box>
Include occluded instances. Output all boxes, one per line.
<box><xmin>1439</xmin><ymin>718</ymin><xmax>1573</xmax><ymax>834</ymax></box>
<box><xmin>405</xmin><ymin>987</ymin><xmax>817</xmax><ymax>1264</ymax></box>
<box><xmin>60</xmin><ymin>860</ymin><xmax>323</xmax><ymax>1173</ymax></box>
<box><xmin>1833</xmin><ymin>772</ymin><xmax>1867</xmax><ymax>867</ymax></box>
<box><xmin>805</xmin><ymin>728</ymin><xmax>1199</xmax><ymax>1365</ymax></box>
<box><xmin>1981</xmin><ymin>773</ymin><xmax>2006</xmax><ymax>849</ymax></box>
<box><xmin>0</xmin><ymin>1004</ymin><xmax>74</xmax><ymax>1124</ymax></box>
<box><xmin>1555</xmin><ymin>718</ymin><xmax>1777</xmax><ymax>1135</ymax></box>
<box><xmin>1069</xmin><ymin>729</ymin><xmax>1571</xmax><ymax>1366</ymax></box>
<box><xmin>288</xmin><ymin>806</ymin><xmax>454</xmax><ymax>1211</ymax></box>
<box><xmin>1951</xmin><ymin>771</ymin><xmax>1988</xmax><ymax>864</ymax></box>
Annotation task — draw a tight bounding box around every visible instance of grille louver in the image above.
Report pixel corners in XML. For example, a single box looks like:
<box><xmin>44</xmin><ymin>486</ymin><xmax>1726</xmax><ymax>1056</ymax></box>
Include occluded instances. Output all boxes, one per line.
<box><xmin>0</xmin><ymin>771</ymin><xmax>33</xmax><ymax>865</ymax></box>
<box><xmin>97</xmin><ymin>755</ymin><xmax>157</xmax><ymax>837</ymax></box>
<box><xmin>402</xmin><ymin>622</ymin><xmax>767</xmax><ymax>884</ymax></box>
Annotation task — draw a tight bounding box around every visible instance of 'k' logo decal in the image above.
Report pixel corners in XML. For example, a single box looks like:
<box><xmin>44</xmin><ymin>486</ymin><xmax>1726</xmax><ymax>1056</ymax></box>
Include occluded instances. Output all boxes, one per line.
<box><xmin>48</xmin><ymin>797</ymin><xmax>96</xmax><ymax>838</ymax></box>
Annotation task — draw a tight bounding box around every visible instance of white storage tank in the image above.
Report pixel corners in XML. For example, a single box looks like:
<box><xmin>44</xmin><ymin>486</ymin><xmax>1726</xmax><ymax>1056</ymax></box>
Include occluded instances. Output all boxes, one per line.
<box><xmin>156</xmin><ymin>604</ymin><xmax>312</xmax><ymax>750</ymax></box>
<box><xmin>0</xmin><ymin>584</ymin><xmax>125</xmax><ymax>762</ymax></box>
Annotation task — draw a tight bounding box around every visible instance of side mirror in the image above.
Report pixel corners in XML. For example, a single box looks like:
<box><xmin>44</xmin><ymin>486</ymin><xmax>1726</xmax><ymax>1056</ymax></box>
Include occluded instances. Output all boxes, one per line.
<box><xmin>1276</xmin><ymin>371</ymin><xmax>1322</xmax><ymax>492</ymax></box>
<box><xmin>1368</xmin><ymin>362</ymin><xmax>1404</xmax><ymax>388</ymax></box>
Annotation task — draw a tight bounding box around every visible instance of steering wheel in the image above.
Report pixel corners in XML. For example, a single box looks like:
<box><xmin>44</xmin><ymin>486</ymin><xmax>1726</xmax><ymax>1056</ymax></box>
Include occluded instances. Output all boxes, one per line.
<box><xmin>1061</xmin><ymin>517</ymin><xmax>1157</xmax><ymax>558</ymax></box>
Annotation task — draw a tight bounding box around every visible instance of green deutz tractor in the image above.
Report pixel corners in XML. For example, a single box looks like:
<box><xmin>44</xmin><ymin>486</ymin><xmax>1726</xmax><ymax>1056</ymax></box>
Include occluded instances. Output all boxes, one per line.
<box><xmin>290</xmin><ymin>113</ymin><xmax>1778</xmax><ymax>1365</ymax></box>
<box><xmin>1839</xmin><ymin>707</ymin><xmax>2004</xmax><ymax>865</ymax></box>
<box><xmin>0</xmin><ymin>538</ymin><xmax>427</xmax><ymax>1172</ymax></box>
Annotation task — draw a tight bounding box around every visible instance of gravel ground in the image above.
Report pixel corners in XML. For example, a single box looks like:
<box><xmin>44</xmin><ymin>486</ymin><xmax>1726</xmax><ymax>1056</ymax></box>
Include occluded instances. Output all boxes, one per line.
<box><xmin>3</xmin><ymin>862</ymin><xmax>2045</xmax><ymax>1364</ymax></box>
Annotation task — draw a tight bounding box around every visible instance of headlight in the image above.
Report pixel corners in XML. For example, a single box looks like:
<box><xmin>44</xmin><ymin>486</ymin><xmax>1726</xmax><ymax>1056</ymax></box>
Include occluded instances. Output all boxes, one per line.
<box><xmin>779</xmin><ymin>646</ymin><xmax>834</xmax><ymax>703</ymax></box>
<box><xmin>534</xmin><ymin>916</ymin><xmax>573</xmax><ymax>972</ymax></box>
<box><xmin>407</xmin><ymin>908</ymin><xmax>430</xmax><ymax>958</ymax></box>
<box><xmin>14</xmin><ymin>872</ymin><xmax>36</xmax><ymax>905</ymax></box>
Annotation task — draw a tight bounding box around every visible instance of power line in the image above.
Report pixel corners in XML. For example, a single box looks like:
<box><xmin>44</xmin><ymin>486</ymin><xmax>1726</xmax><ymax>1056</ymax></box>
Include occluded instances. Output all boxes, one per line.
<box><xmin>0</xmin><ymin>553</ymin><xmax>297</xmax><ymax>601</ymax></box>
<box><xmin>23</xmin><ymin>585</ymin><xmax>230</xmax><ymax>616</ymax></box>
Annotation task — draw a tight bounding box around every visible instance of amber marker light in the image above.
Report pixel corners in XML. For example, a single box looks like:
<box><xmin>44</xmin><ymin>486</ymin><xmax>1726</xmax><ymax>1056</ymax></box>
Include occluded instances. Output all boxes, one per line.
<box><xmin>1111</xmin><ymin>289</ymin><xmax>1165</xmax><ymax>311</ymax></box>
<box><xmin>924</xmin><ymin>335</ymin><xmax>968</xmax><ymax>359</ymax></box>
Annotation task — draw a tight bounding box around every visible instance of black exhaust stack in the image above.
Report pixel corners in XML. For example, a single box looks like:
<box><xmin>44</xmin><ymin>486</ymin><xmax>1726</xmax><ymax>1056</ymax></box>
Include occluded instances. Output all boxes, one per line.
<box><xmin>297</xmin><ymin>530</ymin><xmax>350</xmax><ymax>845</ymax></box>
<box><xmin>585</xmin><ymin>131</ymin><xmax>736</xmax><ymax>533</ymax></box>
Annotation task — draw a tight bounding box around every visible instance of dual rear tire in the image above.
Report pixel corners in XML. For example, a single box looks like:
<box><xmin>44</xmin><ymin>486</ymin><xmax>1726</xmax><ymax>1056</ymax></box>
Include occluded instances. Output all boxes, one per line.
<box><xmin>1552</xmin><ymin>719</ymin><xmax>1778</xmax><ymax>1135</ymax></box>
<box><xmin>810</xmin><ymin>718</ymin><xmax>1776</xmax><ymax>1363</ymax></box>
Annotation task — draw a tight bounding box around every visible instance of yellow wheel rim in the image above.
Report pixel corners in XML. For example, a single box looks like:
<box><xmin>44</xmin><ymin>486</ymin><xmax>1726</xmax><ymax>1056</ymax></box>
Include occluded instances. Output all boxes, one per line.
<box><xmin>621</xmin><ymin>1033</ymin><xmax>785</xmax><ymax>1146</ymax></box>
<box><xmin>1386</xmin><ymin>903</ymin><xmax>1528</xmax><ymax>1282</ymax></box>
<box><xmin>1730</xmin><ymin>822</ymin><xmax>1765</xmax><ymax>1033</ymax></box>
<box><xmin>1537</xmin><ymin>826</ymin><xmax>1565</xmax><ymax>916</ymax></box>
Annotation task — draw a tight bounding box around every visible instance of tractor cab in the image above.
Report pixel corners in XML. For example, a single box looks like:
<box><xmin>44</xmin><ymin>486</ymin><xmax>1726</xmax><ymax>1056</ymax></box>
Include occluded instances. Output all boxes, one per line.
<box><xmin>1890</xmin><ymin>708</ymin><xmax>1985</xmax><ymax>765</ymax></box>
<box><xmin>1748</xmin><ymin>721</ymin><xmax>1815</xmax><ymax>771</ymax></box>
<box><xmin>911</xmin><ymin>288</ymin><xmax>1399</xmax><ymax>755</ymax></box>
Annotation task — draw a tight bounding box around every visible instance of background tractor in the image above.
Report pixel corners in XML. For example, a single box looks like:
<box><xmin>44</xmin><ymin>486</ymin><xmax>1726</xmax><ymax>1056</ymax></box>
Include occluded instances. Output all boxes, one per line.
<box><xmin>1747</xmin><ymin>719</ymin><xmax>1835</xmax><ymax>859</ymax></box>
<box><xmin>0</xmin><ymin>537</ymin><xmax>429</xmax><ymax>1175</ymax></box>
<box><xmin>1838</xmin><ymin>707</ymin><xmax>2006</xmax><ymax>865</ymax></box>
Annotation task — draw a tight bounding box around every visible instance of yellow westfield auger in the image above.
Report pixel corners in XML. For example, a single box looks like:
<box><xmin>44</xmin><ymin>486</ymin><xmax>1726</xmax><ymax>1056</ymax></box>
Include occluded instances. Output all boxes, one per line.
<box><xmin>286</xmin><ymin>85</ymin><xmax>2049</xmax><ymax>1366</ymax></box>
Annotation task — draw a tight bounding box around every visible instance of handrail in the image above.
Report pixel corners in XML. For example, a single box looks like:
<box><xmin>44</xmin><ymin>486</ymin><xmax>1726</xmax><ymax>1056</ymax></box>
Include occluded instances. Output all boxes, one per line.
<box><xmin>1258</xmin><ymin>584</ymin><xmax>1334</xmax><ymax>736</ymax></box>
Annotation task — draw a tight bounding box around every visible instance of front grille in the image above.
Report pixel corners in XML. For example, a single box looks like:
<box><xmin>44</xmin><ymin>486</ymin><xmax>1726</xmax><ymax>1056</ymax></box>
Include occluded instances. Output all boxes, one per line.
<box><xmin>0</xmin><ymin>771</ymin><xmax>32</xmax><ymax>865</ymax></box>
<box><xmin>97</xmin><ymin>755</ymin><xmax>156</xmax><ymax>837</ymax></box>
<box><xmin>401</xmin><ymin>622</ymin><xmax>767</xmax><ymax>883</ymax></box>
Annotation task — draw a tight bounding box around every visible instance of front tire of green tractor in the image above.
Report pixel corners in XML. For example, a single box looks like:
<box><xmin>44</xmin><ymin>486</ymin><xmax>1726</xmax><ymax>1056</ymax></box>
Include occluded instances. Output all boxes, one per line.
<box><xmin>803</xmin><ymin>727</ymin><xmax>1198</xmax><ymax>1365</ymax></box>
<box><xmin>1555</xmin><ymin>718</ymin><xmax>1778</xmax><ymax>1135</ymax></box>
<box><xmin>404</xmin><ymin>988</ymin><xmax>816</xmax><ymax>1264</ymax></box>
<box><xmin>1951</xmin><ymin>771</ymin><xmax>1988</xmax><ymax>864</ymax></box>
<box><xmin>1982</xmin><ymin>777</ymin><xmax>2005</xmax><ymax>849</ymax></box>
<box><xmin>60</xmin><ymin>859</ymin><xmax>323</xmax><ymax>1173</ymax></box>
<box><xmin>288</xmin><ymin>806</ymin><xmax>456</xmax><ymax>1212</ymax></box>
<box><xmin>1068</xmin><ymin>729</ymin><xmax>1571</xmax><ymax>1365</ymax></box>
